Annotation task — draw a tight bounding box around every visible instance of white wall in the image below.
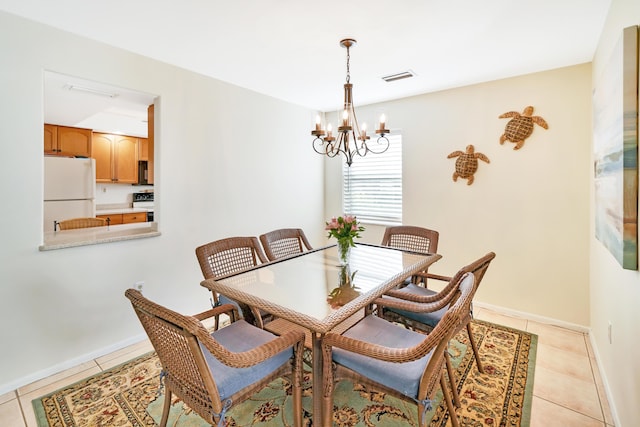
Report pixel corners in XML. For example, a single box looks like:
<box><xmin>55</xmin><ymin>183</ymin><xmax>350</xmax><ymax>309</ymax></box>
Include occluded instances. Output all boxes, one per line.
<box><xmin>590</xmin><ymin>1</ymin><xmax>640</xmax><ymax>426</ymax></box>
<box><xmin>96</xmin><ymin>183</ymin><xmax>154</xmax><ymax>206</ymax></box>
<box><xmin>327</xmin><ymin>64</ymin><xmax>592</xmax><ymax>326</ymax></box>
<box><xmin>0</xmin><ymin>11</ymin><xmax>324</xmax><ymax>392</ymax></box>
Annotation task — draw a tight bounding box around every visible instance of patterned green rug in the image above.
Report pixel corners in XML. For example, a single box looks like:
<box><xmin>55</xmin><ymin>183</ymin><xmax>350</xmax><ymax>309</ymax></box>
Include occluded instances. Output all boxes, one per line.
<box><xmin>33</xmin><ymin>319</ymin><xmax>536</xmax><ymax>426</ymax></box>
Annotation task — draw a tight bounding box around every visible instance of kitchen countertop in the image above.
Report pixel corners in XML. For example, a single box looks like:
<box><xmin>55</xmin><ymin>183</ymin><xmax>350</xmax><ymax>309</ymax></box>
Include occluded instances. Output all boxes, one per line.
<box><xmin>96</xmin><ymin>207</ymin><xmax>152</xmax><ymax>215</ymax></box>
<box><xmin>40</xmin><ymin>222</ymin><xmax>160</xmax><ymax>251</ymax></box>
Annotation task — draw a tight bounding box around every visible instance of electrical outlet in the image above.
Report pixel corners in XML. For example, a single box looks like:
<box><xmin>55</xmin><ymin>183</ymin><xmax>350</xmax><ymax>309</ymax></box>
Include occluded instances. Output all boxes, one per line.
<box><xmin>135</xmin><ymin>281</ymin><xmax>144</xmax><ymax>292</ymax></box>
<box><xmin>608</xmin><ymin>321</ymin><xmax>612</xmax><ymax>344</ymax></box>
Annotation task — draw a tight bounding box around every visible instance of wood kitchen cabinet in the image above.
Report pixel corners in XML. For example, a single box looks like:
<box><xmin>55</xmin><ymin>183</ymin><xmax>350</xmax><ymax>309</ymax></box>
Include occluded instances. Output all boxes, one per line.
<box><xmin>137</xmin><ymin>137</ymin><xmax>153</xmax><ymax>184</ymax></box>
<box><xmin>138</xmin><ymin>138</ymin><xmax>149</xmax><ymax>161</ymax></box>
<box><xmin>96</xmin><ymin>214</ymin><xmax>123</xmax><ymax>225</ymax></box>
<box><xmin>44</xmin><ymin>124</ymin><xmax>92</xmax><ymax>157</ymax></box>
<box><xmin>44</xmin><ymin>124</ymin><xmax>57</xmax><ymax>152</ymax></box>
<box><xmin>123</xmin><ymin>212</ymin><xmax>147</xmax><ymax>223</ymax></box>
<box><xmin>147</xmin><ymin>104</ymin><xmax>155</xmax><ymax>184</ymax></box>
<box><xmin>97</xmin><ymin>212</ymin><xmax>147</xmax><ymax>225</ymax></box>
<box><xmin>92</xmin><ymin>133</ymin><xmax>138</xmax><ymax>183</ymax></box>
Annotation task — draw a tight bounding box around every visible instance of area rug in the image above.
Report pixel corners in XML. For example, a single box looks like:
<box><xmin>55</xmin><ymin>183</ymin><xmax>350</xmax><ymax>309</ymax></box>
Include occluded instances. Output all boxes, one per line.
<box><xmin>33</xmin><ymin>319</ymin><xmax>537</xmax><ymax>426</ymax></box>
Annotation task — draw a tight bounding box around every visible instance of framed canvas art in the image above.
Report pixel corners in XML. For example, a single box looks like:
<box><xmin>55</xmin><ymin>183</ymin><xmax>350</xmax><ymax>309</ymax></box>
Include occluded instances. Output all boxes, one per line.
<box><xmin>593</xmin><ymin>26</ymin><xmax>639</xmax><ymax>270</ymax></box>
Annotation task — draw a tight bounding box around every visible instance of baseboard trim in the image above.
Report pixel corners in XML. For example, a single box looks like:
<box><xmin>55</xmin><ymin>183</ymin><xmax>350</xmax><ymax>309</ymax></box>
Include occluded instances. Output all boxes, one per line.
<box><xmin>587</xmin><ymin>333</ymin><xmax>622</xmax><ymax>427</ymax></box>
<box><xmin>474</xmin><ymin>301</ymin><xmax>590</xmax><ymax>333</ymax></box>
<box><xmin>0</xmin><ymin>333</ymin><xmax>147</xmax><ymax>396</ymax></box>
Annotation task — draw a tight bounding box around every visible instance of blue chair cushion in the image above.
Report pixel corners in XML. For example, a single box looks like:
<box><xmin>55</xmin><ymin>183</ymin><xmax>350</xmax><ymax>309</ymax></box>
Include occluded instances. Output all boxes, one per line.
<box><xmin>218</xmin><ymin>294</ymin><xmax>243</xmax><ymax>316</ymax></box>
<box><xmin>387</xmin><ymin>284</ymin><xmax>447</xmax><ymax>328</ymax></box>
<box><xmin>218</xmin><ymin>294</ymin><xmax>269</xmax><ymax>321</ymax></box>
<box><xmin>332</xmin><ymin>315</ymin><xmax>434</xmax><ymax>399</ymax></box>
<box><xmin>199</xmin><ymin>320</ymin><xmax>292</xmax><ymax>400</ymax></box>
<box><xmin>396</xmin><ymin>283</ymin><xmax>438</xmax><ymax>297</ymax></box>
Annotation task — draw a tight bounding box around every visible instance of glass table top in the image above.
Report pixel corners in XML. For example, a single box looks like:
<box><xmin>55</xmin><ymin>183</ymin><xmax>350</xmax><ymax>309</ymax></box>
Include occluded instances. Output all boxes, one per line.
<box><xmin>202</xmin><ymin>244</ymin><xmax>440</xmax><ymax>331</ymax></box>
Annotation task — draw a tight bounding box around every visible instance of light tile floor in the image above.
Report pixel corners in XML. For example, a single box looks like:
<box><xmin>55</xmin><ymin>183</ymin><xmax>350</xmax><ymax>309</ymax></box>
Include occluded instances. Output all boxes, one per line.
<box><xmin>0</xmin><ymin>307</ymin><xmax>615</xmax><ymax>426</ymax></box>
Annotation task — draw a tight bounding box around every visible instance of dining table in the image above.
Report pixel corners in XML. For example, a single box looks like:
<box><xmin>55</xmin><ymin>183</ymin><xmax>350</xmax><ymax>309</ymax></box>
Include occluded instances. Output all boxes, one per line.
<box><xmin>200</xmin><ymin>242</ymin><xmax>441</xmax><ymax>427</ymax></box>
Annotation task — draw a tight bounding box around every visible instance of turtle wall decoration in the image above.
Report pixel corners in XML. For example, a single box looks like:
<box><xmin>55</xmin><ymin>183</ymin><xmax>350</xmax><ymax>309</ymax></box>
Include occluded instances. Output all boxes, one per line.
<box><xmin>499</xmin><ymin>105</ymin><xmax>548</xmax><ymax>150</ymax></box>
<box><xmin>447</xmin><ymin>144</ymin><xmax>490</xmax><ymax>185</ymax></box>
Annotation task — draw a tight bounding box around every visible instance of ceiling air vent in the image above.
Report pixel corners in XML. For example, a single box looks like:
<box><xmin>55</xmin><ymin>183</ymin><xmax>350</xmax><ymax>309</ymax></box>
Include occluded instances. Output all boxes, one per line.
<box><xmin>381</xmin><ymin>70</ymin><xmax>415</xmax><ymax>82</ymax></box>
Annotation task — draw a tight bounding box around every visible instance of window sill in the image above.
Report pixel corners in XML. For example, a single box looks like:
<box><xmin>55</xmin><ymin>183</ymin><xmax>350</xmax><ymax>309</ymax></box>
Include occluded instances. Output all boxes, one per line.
<box><xmin>40</xmin><ymin>222</ymin><xmax>160</xmax><ymax>251</ymax></box>
<box><xmin>360</xmin><ymin>219</ymin><xmax>402</xmax><ymax>227</ymax></box>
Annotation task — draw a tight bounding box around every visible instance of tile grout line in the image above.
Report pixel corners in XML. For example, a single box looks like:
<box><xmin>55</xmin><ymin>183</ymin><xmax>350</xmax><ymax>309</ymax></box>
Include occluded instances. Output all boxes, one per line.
<box><xmin>533</xmin><ymin>395</ymin><xmax>607</xmax><ymax>426</ymax></box>
<box><xmin>585</xmin><ymin>333</ymin><xmax>609</xmax><ymax>426</ymax></box>
<box><xmin>528</xmin><ymin>321</ymin><xmax>608</xmax><ymax>425</ymax></box>
<box><xmin>16</xmin><ymin>389</ymin><xmax>28</xmax><ymax>427</ymax></box>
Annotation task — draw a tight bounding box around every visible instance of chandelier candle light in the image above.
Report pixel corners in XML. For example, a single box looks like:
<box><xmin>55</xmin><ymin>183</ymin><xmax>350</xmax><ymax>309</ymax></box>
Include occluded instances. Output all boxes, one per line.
<box><xmin>312</xmin><ymin>39</ymin><xmax>390</xmax><ymax>166</ymax></box>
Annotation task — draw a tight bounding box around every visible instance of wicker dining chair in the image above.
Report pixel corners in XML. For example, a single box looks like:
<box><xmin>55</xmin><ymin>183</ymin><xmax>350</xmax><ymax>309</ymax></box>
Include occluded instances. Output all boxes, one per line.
<box><xmin>125</xmin><ymin>289</ymin><xmax>305</xmax><ymax>427</ymax></box>
<box><xmin>259</xmin><ymin>228</ymin><xmax>313</xmax><ymax>261</ymax></box>
<box><xmin>195</xmin><ymin>236</ymin><xmax>270</xmax><ymax>330</ymax></box>
<box><xmin>381</xmin><ymin>225</ymin><xmax>439</xmax><ymax>286</ymax></box>
<box><xmin>375</xmin><ymin>252</ymin><xmax>496</xmax><ymax>406</ymax></box>
<box><xmin>56</xmin><ymin>217</ymin><xmax>106</xmax><ymax>230</ymax></box>
<box><xmin>321</xmin><ymin>272</ymin><xmax>475</xmax><ymax>427</ymax></box>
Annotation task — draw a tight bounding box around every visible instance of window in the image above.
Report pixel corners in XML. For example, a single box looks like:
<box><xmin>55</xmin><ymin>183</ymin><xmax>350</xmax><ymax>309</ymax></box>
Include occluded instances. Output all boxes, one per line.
<box><xmin>343</xmin><ymin>133</ymin><xmax>402</xmax><ymax>224</ymax></box>
<box><xmin>41</xmin><ymin>71</ymin><xmax>160</xmax><ymax>250</ymax></box>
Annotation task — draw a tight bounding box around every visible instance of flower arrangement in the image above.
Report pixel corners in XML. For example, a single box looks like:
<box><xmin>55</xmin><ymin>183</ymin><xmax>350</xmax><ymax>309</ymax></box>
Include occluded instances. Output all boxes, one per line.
<box><xmin>326</xmin><ymin>215</ymin><xmax>365</xmax><ymax>265</ymax></box>
<box><xmin>325</xmin><ymin>214</ymin><xmax>365</xmax><ymax>247</ymax></box>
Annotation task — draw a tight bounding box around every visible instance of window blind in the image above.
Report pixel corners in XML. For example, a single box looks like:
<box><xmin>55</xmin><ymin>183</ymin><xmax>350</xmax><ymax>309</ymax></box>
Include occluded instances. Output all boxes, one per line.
<box><xmin>343</xmin><ymin>133</ymin><xmax>402</xmax><ymax>224</ymax></box>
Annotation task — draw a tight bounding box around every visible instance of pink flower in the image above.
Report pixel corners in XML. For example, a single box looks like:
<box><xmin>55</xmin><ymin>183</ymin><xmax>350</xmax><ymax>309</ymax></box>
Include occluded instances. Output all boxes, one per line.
<box><xmin>325</xmin><ymin>214</ymin><xmax>365</xmax><ymax>243</ymax></box>
<box><xmin>325</xmin><ymin>217</ymin><xmax>339</xmax><ymax>230</ymax></box>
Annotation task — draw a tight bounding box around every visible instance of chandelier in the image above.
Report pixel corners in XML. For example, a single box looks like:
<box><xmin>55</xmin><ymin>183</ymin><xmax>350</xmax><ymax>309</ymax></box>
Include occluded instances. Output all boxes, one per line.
<box><xmin>311</xmin><ymin>39</ymin><xmax>390</xmax><ymax>167</ymax></box>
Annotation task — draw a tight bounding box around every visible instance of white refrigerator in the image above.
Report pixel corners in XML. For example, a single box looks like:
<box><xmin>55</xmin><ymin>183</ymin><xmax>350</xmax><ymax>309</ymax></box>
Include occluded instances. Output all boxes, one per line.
<box><xmin>44</xmin><ymin>157</ymin><xmax>96</xmax><ymax>232</ymax></box>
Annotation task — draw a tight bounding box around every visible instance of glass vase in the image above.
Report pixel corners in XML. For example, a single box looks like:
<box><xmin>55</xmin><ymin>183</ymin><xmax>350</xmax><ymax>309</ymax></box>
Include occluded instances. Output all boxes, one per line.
<box><xmin>337</xmin><ymin>238</ymin><xmax>351</xmax><ymax>266</ymax></box>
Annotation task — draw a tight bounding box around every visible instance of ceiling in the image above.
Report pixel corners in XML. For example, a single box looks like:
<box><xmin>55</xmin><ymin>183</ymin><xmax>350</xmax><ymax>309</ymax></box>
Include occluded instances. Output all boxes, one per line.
<box><xmin>44</xmin><ymin>71</ymin><xmax>156</xmax><ymax>137</ymax></box>
<box><xmin>2</xmin><ymin>0</ymin><xmax>610</xmax><ymax>132</ymax></box>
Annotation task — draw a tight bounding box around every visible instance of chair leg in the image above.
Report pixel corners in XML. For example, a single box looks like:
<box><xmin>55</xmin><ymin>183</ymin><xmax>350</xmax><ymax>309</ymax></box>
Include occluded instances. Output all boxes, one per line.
<box><xmin>292</xmin><ymin>343</ymin><xmax>303</xmax><ymax>427</ymax></box>
<box><xmin>466</xmin><ymin>322</ymin><xmax>484</xmax><ymax>373</ymax></box>
<box><xmin>213</xmin><ymin>314</ymin><xmax>220</xmax><ymax>331</ymax></box>
<box><xmin>440</xmin><ymin>374</ymin><xmax>460</xmax><ymax>427</ymax></box>
<box><xmin>321</xmin><ymin>345</ymin><xmax>334</xmax><ymax>427</ymax></box>
<box><xmin>211</xmin><ymin>292</ymin><xmax>220</xmax><ymax>331</ymax></box>
<box><xmin>364</xmin><ymin>303</ymin><xmax>374</xmax><ymax>316</ymax></box>
<box><xmin>321</xmin><ymin>389</ymin><xmax>333</xmax><ymax>427</ymax></box>
<box><xmin>159</xmin><ymin>388</ymin><xmax>172</xmax><ymax>427</ymax></box>
<box><xmin>250</xmin><ymin>306</ymin><xmax>264</xmax><ymax>329</ymax></box>
<box><xmin>292</xmin><ymin>388</ymin><xmax>302</xmax><ymax>427</ymax></box>
<box><xmin>445</xmin><ymin>351</ymin><xmax>461</xmax><ymax>407</ymax></box>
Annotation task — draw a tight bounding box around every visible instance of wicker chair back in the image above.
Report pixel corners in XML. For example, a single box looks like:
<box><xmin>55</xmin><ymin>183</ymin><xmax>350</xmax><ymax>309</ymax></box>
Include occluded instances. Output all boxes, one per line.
<box><xmin>259</xmin><ymin>228</ymin><xmax>313</xmax><ymax>261</ymax></box>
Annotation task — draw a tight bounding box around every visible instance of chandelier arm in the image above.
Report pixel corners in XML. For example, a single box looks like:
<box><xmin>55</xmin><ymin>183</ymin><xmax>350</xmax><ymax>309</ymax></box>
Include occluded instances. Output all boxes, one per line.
<box><xmin>350</xmin><ymin>131</ymin><xmax>369</xmax><ymax>157</ymax></box>
<box><xmin>325</xmin><ymin>148</ymin><xmax>341</xmax><ymax>158</ymax></box>
<box><xmin>365</xmin><ymin>135</ymin><xmax>390</xmax><ymax>154</ymax></box>
<box><xmin>329</xmin><ymin>136</ymin><xmax>349</xmax><ymax>159</ymax></box>
<box><xmin>312</xmin><ymin>137</ymin><xmax>327</xmax><ymax>155</ymax></box>
<box><xmin>342</xmin><ymin>135</ymin><xmax>355</xmax><ymax>166</ymax></box>
<box><xmin>338</xmin><ymin>133</ymin><xmax>358</xmax><ymax>164</ymax></box>
<box><xmin>326</xmin><ymin>138</ymin><xmax>341</xmax><ymax>157</ymax></box>
<box><xmin>313</xmin><ymin>137</ymin><xmax>340</xmax><ymax>158</ymax></box>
